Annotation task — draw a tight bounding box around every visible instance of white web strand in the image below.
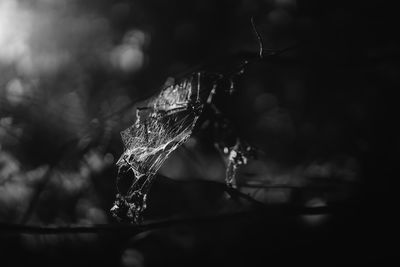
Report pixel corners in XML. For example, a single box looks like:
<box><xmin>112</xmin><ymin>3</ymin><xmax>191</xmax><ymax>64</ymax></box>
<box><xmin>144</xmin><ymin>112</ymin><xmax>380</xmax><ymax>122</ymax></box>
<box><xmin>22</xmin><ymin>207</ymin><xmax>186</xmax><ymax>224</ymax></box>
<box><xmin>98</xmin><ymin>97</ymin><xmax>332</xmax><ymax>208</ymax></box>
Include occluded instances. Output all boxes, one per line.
<box><xmin>112</xmin><ymin>74</ymin><xmax>203</xmax><ymax>223</ymax></box>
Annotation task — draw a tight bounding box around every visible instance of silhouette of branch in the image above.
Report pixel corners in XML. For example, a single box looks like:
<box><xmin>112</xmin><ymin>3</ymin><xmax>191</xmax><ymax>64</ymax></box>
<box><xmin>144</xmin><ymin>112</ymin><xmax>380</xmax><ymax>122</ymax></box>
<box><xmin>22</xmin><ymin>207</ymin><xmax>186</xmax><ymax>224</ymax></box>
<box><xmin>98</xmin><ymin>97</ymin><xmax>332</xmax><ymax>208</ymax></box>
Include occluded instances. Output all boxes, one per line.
<box><xmin>251</xmin><ymin>16</ymin><xmax>264</xmax><ymax>59</ymax></box>
<box><xmin>0</xmin><ymin>203</ymin><xmax>354</xmax><ymax>235</ymax></box>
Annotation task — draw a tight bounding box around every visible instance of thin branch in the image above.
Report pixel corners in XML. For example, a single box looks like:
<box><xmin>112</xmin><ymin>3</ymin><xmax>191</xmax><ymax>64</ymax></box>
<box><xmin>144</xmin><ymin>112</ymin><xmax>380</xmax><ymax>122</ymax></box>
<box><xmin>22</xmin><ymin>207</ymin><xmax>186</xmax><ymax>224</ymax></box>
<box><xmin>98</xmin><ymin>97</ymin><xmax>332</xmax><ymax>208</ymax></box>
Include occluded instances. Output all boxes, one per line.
<box><xmin>0</xmin><ymin>203</ymin><xmax>354</xmax><ymax>235</ymax></box>
<box><xmin>224</xmin><ymin>186</ymin><xmax>266</xmax><ymax>209</ymax></box>
<box><xmin>238</xmin><ymin>183</ymin><xmax>300</xmax><ymax>190</ymax></box>
<box><xmin>157</xmin><ymin>174</ymin><xmax>267</xmax><ymax>209</ymax></box>
<box><xmin>251</xmin><ymin>16</ymin><xmax>264</xmax><ymax>59</ymax></box>
<box><xmin>0</xmin><ymin>211</ymin><xmax>251</xmax><ymax>235</ymax></box>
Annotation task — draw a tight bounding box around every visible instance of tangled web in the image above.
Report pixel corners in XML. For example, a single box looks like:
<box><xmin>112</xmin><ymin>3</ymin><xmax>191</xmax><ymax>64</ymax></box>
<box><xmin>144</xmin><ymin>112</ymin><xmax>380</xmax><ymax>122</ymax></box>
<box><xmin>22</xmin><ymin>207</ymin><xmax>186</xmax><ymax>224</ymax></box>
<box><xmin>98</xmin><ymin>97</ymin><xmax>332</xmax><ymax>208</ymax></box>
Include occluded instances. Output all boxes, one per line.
<box><xmin>111</xmin><ymin>68</ymin><xmax>257</xmax><ymax>223</ymax></box>
<box><xmin>111</xmin><ymin>73</ymin><xmax>203</xmax><ymax>223</ymax></box>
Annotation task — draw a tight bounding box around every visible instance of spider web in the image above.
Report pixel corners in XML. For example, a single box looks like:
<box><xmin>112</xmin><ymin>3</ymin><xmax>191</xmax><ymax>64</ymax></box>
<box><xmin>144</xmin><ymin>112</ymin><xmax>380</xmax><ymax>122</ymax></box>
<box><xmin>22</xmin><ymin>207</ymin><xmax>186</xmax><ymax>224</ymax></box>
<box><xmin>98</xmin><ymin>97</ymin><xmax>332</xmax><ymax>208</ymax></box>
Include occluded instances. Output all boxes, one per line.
<box><xmin>112</xmin><ymin>74</ymin><xmax>203</xmax><ymax>223</ymax></box>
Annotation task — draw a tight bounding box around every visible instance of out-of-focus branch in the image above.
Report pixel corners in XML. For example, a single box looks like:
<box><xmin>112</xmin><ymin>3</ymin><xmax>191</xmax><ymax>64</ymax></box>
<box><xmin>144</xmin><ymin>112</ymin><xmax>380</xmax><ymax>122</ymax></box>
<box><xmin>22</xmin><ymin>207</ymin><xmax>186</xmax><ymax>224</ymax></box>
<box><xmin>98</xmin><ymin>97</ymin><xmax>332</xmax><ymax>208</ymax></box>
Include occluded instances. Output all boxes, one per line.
<box><xmin>19</xmin><ymin>138</ymin><xmax>80</xmax><ymax>224</ymax></box>
<box><xmin>0</xmin><ymin>203</ymin><xmax>354</xmax><ymax>235</ymax></box>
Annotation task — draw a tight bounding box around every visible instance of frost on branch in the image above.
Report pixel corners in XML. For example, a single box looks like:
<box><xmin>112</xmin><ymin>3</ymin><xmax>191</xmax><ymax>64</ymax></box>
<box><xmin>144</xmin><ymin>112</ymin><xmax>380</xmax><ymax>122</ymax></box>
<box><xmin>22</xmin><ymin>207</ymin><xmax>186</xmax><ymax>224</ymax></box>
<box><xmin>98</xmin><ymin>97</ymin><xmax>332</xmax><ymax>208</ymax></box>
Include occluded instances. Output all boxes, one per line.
<box><xmin>112</xmin><ymin>73</ymin><xmax>203</xmax><ymax>223</ymax></box>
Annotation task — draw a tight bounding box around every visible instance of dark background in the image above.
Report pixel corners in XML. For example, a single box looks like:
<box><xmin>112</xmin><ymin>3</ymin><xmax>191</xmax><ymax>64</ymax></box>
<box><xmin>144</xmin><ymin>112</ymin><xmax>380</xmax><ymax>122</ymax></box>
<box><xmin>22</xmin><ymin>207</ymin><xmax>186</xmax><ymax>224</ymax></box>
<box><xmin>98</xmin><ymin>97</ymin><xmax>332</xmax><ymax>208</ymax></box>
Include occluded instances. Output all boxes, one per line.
<box><xmin>0</xmin><ymin>0</ymin><xmax>397</xmax><ymax>266</ymax></box>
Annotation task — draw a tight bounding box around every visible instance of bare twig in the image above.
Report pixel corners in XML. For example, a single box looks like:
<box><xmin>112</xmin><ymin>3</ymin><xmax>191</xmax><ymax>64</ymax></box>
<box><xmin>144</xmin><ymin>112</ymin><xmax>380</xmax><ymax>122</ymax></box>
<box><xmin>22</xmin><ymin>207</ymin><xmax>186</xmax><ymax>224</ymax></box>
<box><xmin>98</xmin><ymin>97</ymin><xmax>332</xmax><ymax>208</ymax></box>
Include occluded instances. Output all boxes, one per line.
<box><xmin>251</xmin><ymin>16</ymin><xmax>263</xmax><ymax>59</ymax></box>
<box><xmin>0</xmin><ymin>203</ymin><xmax>353</xmax><ymax>235</ymax></box>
